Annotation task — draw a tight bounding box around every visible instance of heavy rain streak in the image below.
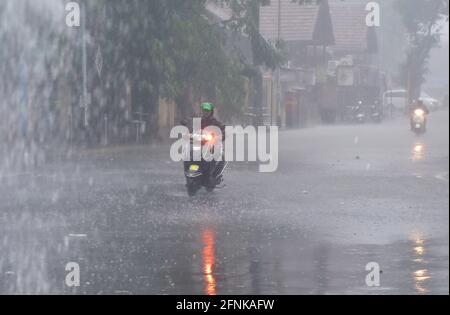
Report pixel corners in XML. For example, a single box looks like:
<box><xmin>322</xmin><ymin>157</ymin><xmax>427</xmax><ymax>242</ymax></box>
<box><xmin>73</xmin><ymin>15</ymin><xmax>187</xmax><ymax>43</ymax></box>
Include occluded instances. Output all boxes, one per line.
<box><xmin>0</xmin><ymin>0</ymin><xmax>448</xmax><ymax>296</ymax></box>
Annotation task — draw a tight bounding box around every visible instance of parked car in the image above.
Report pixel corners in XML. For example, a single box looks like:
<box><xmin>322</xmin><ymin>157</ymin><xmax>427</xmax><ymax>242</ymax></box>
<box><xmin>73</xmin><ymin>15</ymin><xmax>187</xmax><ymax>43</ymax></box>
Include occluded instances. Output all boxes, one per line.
<box><xmin>383</xmin><ymin>90</ymin><xmax>442</xmax><ymax>113</ymax></box>
<box><xmin>420</xmin><ymin>92</ymin><xmax>441</xmax><ymax>111</ymax></box>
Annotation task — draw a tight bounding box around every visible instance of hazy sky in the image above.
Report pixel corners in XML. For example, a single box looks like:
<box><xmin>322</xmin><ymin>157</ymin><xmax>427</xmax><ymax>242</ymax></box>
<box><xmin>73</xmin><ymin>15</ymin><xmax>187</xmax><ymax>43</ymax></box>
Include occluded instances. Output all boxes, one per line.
<box><xmin>440</xmin><ymin>20</ymin><xmax>449</xmax><ymax>43</ymax></box>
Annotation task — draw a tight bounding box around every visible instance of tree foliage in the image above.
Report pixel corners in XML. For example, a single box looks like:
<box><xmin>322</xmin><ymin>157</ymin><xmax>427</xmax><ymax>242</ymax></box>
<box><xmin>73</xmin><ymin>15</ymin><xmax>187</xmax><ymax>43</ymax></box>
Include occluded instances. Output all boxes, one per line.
<box><xmin>395</xmin><ymin>0</ymin><xmax>449</xmax><ymax>99</ymax></box>
<box><xmin>0</xmin><ymin>0</ymin><xmax>322</xmax><ymax>152</ymax></box>
<box><xmin>83</xmin><ymin>0</ymin><xmax>249</xmax><ymax>123</ymax></box>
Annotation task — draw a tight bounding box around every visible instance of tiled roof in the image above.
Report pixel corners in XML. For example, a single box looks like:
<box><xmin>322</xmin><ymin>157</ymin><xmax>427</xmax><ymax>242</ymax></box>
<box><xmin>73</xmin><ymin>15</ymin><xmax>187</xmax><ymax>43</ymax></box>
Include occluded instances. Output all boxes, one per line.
<box><xmin>329</xmin><ymin>2</ymin><xmax>377</xmax><ymax>54</ymax></box>
<box><xmin>259</xmin><ymin>0</ymin><xmax>334</xmax><ymax>45</ymax></box>
<box><xmin>260</xmin><ymin>1</ymin><xmax>318</xmax><ymax>42</ymax></box>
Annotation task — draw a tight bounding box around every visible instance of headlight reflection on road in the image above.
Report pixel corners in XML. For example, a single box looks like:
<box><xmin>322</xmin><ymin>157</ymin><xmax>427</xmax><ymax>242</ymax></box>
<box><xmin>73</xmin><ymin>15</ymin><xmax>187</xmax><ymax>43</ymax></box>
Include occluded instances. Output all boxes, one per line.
<box><xmin>412</xmin><ymin>143</ymin><xmax>426</xmax><ymax>161</ymax></box>
<box><xmin>202</xmin><ymin>228</ymin><xmax>217</xmax><ymax>296</ymax></box>
<box><xmin>411</xmin><ymin>237</ymin><xmax>430</xmax><ymax>295</ymax></box>
<box><xmin>413</xmin><ymin>237</ymin><xmax>425</xmax><ymax>256</ymax></box>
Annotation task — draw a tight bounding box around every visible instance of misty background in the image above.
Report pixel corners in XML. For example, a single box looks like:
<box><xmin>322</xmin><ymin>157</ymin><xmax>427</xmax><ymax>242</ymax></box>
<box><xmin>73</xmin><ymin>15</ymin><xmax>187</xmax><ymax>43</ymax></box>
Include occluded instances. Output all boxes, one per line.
<box><xmin>0</xmin><ymin>0</ymin><xmax>448</xmax><ymax>173</ymax></box>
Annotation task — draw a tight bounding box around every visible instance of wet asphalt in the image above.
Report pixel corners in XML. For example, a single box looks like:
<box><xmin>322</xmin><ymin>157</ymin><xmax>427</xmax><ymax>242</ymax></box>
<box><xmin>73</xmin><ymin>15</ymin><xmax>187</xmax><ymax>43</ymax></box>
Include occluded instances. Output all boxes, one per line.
<box><xmin>0</xmin><ymin>112</ymin><xmax>448</xmax><ymax>295</ymax></box>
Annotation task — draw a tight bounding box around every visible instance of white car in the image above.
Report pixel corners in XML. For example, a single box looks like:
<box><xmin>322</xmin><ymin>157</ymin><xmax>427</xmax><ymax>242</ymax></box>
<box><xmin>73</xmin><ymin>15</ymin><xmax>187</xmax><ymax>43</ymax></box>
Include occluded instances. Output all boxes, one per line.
<box><xmin>420</xmin><ymin>92</ymin><xmax>441</xmax><ymax>111</ymax></box>
<box><xmin>383</xmin><ymin>90</ymin><xmax>441</xmax><ymax>112</ymax></box>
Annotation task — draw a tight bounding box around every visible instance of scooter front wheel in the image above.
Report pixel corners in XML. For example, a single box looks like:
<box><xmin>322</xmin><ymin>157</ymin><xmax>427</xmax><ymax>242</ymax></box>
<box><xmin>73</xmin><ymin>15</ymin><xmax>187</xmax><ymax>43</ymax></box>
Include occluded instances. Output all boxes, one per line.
<box><xmin>186</xmin><ymin>178</ymin><xmax>200</xmax><ymax>197</ymax></box>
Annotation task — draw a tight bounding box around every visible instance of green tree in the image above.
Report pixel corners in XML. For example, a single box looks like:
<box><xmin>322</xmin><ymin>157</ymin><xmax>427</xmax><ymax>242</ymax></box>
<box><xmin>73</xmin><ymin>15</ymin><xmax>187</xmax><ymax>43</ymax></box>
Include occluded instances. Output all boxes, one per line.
<box><xmin>165</xmin><ymin>1</ymin><xmax>247</xmax><ymax>121</ymax></box>
<box><xmin>395</xmin><ymin>0</ymin><xmax>449</xmax><ymax>101</ymax></box>
<box><xmin>83</xmin><ymin>0</ymin><xmax>248</xmax><ymax>134</ymax></box>
<box><xmin>84</xmin><ymin>0</ymin><xmax>181</xmax><ymax>134</ymax></box>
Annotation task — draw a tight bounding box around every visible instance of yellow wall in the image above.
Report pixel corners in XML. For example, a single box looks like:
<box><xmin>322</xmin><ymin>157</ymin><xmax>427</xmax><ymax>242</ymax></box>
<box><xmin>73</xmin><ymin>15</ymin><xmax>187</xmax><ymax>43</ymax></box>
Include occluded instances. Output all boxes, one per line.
<box><xmin>158</xmin><ymin>98</ymin><xmax>176</xmax><ymax>129</ymax></box>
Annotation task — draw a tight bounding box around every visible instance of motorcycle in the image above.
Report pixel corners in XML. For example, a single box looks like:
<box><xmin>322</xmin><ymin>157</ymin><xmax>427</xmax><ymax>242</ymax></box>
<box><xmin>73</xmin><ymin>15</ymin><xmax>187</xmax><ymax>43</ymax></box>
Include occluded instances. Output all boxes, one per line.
<box><xmin>411</xmin><ymin>108</ymin><xmax>427</xmax><ymax>135</ymax></box>
<box><xmin>342</xmin><ymin>101</ymin><xmax>366</xmax><ymax>123</ymax></box>
<box><xmin>182</xmin><ymin>123</ymin><xmax>225</xmax><ymax>197</ymax></box>
<box><xmin>369</xmin><ymin>100</ymin><xmax>383</xmax><ymax>123</ymax></box>
<box><xmin>353</xmin><ymin>101</ymin><xmax>366</xmax><ymax>123</ymax></box>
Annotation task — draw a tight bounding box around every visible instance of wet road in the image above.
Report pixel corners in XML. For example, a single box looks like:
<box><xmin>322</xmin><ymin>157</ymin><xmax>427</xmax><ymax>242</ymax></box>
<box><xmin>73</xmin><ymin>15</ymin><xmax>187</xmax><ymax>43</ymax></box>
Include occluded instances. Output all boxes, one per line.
<box><xmin>0</xmin><ymin>113</ymin><xmax>448</xmax><ymax>295</ymax></box>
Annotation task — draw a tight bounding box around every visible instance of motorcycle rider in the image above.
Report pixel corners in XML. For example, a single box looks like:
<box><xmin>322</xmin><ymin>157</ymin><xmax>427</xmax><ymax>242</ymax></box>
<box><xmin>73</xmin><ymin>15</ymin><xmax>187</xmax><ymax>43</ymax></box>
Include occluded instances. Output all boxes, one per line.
<box><xmin>200</xmin><ymin>102</ymin><xmax>227</xmax><ymax>186</ymax></box>
<box><xmin>409</xmin><ymin>99</ymin><xmax>430</xmax><ymax>131</ymax></box>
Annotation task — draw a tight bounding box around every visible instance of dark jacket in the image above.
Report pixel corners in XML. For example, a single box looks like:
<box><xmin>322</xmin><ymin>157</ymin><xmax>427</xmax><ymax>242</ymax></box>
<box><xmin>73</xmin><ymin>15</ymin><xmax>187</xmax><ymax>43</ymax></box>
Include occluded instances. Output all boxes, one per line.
<box><xmin>410</xmin><ymin>103</ymin><xmax>430</xmax><ymax>115</ymax></box>
<box><xmin>201</xmin><ymin>117</ymin><xmax>226</xmax><ymax>140</ymax></box>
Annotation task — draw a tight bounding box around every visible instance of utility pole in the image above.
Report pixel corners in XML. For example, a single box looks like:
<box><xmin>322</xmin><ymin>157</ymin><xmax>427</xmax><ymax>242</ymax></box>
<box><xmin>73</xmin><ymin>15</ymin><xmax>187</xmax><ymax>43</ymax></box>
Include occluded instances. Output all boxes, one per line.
<box><xmin>104</xmin><ymin>114</ymin><xmax>108</xmax><ymax>146</ymax></box>
<box><xmin>254</xmin><ymin>2</ymin><xmax>263</xmax><ymax>127</ymax></box>
<box><xmin>82</xmin><ymin>2</ymin><xmax>89</xmax><ymax>128</ymax></box>
<box><xmin>276</xmin><ymin>0</ymin><xmax>282</xmax><ymax>127</ymax></box>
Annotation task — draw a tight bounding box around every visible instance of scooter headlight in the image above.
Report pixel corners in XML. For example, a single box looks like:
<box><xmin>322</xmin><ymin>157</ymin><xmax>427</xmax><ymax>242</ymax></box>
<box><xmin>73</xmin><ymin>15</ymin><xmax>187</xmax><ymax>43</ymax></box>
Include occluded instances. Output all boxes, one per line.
<box><xmin>414</xmin><ymin>109</ymin><xmax>425</xmax><ymax>116</ymax></box>
<box><xmin>202</xmin><ymin>133</ymin><xmax>214</xmax><ymax>142</ymax></box>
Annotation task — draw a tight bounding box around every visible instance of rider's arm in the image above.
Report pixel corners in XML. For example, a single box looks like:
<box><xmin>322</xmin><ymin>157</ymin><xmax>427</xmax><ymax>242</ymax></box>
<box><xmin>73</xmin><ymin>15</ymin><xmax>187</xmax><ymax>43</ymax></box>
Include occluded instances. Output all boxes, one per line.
<box><xmin>212</xmin><ymin>119</ymin><xmax>226</xmax><ymax>140</ymax></box>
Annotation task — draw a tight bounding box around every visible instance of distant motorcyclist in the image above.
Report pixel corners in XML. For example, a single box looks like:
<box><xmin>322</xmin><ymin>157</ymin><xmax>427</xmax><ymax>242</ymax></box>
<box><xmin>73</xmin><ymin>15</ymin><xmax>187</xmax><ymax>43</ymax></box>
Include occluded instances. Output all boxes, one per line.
<box><xmin>409</xmin><ymin>100</ymin><xmax>430</xmax><ymax>131</ymax></box>
<box><xmin>409</xmin><ymin>99</ymin><xmax>430</xmax><ymax>115</ymax></box>
<box><xmin>200</xmin><ymin>102</ymin><xmax>227</xmax><ymax>185</ymax></box>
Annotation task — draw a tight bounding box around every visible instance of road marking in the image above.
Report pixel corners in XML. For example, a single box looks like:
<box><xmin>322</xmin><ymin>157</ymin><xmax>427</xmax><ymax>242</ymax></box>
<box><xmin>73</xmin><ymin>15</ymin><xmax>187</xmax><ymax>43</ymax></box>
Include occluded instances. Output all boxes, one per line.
<box><xmin>67</xmin><ymin>234</ymin><xmax>88</xmax><ymax>238</ymax></box>
<box><xmin>435</xmin><ymin>172</ymin><xmax>449</xmax><ymax>183</ymax></box>
<box><xmin>0</xmin><ymin>172</ymin><xmax>35</xmax><ymax>179</ymax></box>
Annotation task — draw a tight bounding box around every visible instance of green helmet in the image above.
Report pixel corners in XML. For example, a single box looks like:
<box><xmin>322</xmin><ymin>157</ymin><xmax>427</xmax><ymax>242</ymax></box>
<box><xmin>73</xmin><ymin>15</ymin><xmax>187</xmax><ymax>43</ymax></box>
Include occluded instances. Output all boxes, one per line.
<box><xmin>201</xmin><ymin>102</ymin><xmax>215</xmax><ymax>112</ymax></box>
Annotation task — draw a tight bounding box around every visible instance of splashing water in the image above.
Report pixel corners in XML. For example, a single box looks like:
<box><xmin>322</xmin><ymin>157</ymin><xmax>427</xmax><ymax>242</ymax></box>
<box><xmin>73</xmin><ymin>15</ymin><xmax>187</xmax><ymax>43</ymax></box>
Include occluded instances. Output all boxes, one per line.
<box><xmin>0</xmin><ymin>0</ymin><xmax>74</xmax><ymax>175</ymax></box>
